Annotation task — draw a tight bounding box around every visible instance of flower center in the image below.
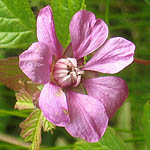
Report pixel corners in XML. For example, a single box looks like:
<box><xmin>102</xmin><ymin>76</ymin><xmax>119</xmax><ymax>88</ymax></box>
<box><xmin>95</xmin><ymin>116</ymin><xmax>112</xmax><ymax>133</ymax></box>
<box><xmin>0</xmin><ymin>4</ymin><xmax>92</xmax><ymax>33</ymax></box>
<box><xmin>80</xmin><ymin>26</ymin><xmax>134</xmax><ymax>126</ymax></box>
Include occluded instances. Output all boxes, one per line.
<box><xmin>53</xmin><ymin>58</ymin><xmax>84</xmax><ymax>88</ymax></box>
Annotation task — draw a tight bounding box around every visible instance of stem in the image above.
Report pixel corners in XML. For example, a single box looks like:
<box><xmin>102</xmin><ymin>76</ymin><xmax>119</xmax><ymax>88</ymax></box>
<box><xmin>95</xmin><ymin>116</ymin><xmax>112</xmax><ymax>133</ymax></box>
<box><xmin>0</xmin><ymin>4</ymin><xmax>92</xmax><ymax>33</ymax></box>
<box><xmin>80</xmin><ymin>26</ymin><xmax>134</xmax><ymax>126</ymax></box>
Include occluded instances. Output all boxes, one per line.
<box><xmin>0</xmin><ymin>133</ymin><xmax>30</xmax><ymax>148</ymax></box>
<box><xmin>110</xmin><ymin>22</ymin><xmax>150</xmax><ymax>30</ymax></box>
<box><xmin>0</xmin><ymin>109</ymin><xmax>28</xmax><ymax>118</ymax></box>
<box><xmin>124</xmin><ymin>137</ymin><xmax>145</xmax><ymax>143</ymax></box>
<box><xmin>134</xmin><ymin>58</ymin><xmax>150</xmax><ymax>65</ymax></box>
<box><xmin>105</xmin><ymin>0</ymin><xmax>110</xmax><ymax>25</ymax></box>
<box><xmin>115</xmin><ymin>128</ymin><xmax>143</xmax><ymax>136</ymax></box>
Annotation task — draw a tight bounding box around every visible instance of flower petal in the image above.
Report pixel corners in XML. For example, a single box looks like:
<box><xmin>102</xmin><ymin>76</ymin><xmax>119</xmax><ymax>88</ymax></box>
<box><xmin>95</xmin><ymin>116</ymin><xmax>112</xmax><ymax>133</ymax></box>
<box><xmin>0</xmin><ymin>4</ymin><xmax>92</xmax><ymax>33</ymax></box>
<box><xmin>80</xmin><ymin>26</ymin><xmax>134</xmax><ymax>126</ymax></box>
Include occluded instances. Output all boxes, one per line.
<box><xmin>39</xmin><ymin>83</ymin><xmax>70</xmax><ymax>127</ymax></box>
<box><xmin>83</xmin><ymin>76</ymin><xmax>128</xmax><ymax>118</ymax></box>
<box><xmin>37</xmin><ymin>6</ymin><xmax>63</xmax><ymax>58</ymax></box>
<box><xmin>70</xmin><ymin>10</ymin><xmax>108</xmax><ymax>59</ymax></box>
<box><xmin>65</xmin><ymin>91</ymin><xmax>108</xmax><ymax>142</ymax></box>
<box><xmin>19</xmin><ymin>42</ymin><xmax>51</xmax><ymax>84</ymax></box>
<box><xmin>83</xmin><ymin>37</ymin><xmax>135</xmax><ymax>74</ymax></box>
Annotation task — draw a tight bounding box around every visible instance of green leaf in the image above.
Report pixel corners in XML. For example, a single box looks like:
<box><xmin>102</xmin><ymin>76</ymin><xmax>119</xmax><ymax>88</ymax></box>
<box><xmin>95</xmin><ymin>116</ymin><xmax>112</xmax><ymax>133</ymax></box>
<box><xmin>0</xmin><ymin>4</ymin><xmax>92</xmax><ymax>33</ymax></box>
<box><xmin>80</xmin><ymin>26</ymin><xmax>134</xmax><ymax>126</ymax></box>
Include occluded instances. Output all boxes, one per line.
<box><xmin>0</xmin><ymin>0</ymin><xmax>36</xmax><ymax>49</ymax></box>
<box><xmin>100</xmin><ymin>127</ymin><xmax>127</xmax><ymax>150</ymax></box>
<box><xmin>42</xmin><ymin>116</ymin><xmax>55</xmax><ymax>132</ymax></box>
<box><xmin>143</xmin><ymin>101</ymin><xmax>150</xmax><ymax>150</ymax></box>
<box><xmin>20</xmin><ymin>109</ymin><xmax>55</xmax><ymax>150</ymax></box>
<box><xmin>73</xmin><ymin>141</ymin><xmax>110</xmax><ymax>150</ymax></box>
<box><xmin>73</xmin><ymin>127</ymin><xmax>126</xmax><ymax>150</ymax></box>
<box><xmin>117</xmin><ymin>102</ymin><xmax>134</xmax><ymax>150</ymax></box>
<box><xmin>145</xmin><ymin>0</ymin><xmax>150</xmax><ymax>6</ymax></box>
<box><xmin>20</xmin><ymin>109</ymin><xmax>43</xmax><ymax>150</ymax></box>
<box><xmin>51</xmin><ymin>0</ymin><xmax>86</xmax><ymax>48</ymax></box>
<box><xmin>15</xmin><ymin>89</ymin><xmax>35</xmax><ymax>110</ymax></box>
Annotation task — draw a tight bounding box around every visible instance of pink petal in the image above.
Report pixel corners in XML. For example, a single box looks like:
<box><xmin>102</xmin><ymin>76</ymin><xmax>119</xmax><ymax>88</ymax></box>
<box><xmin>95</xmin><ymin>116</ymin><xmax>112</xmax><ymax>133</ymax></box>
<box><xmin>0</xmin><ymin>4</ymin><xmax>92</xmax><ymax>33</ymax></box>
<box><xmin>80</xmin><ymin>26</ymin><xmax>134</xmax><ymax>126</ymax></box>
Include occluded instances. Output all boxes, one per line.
<box><xmin>65</xmin><ymin>91</ymin><xmax>108</xmax><ymax>142</ymax></box>
<box><xmin>83</xmin><ymin>37</ymin><xmax>135</xmax><ymax>74</ymax></box>
<box><xmin>83</xmin><ymin>76</ymin><xmax>128</xmax><ymax>118</ymax></box>
<box><xmin>39</xmin><ymin>83</ymin><xmax>70</xmax><ymax>127</ymax></box>
<box><xmin>19</xmin><ymin>42</ymin><xmax>51</xmax><ymax>84</ymax></box>
<box><xmin>70</xmin><ymin>10</ymin><xmax>108</xmax><ymax>59</ymax></box>
<box><xmin>37</xmin><ymin>6</ymin><xmax>63</xmax><ymax>58</ymax></box>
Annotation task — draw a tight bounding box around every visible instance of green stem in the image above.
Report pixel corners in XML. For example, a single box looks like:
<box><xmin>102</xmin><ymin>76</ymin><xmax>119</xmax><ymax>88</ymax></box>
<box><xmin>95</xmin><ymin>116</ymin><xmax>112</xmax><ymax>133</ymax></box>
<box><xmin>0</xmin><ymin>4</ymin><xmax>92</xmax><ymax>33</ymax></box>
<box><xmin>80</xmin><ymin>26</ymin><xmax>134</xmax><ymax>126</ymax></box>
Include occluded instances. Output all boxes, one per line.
<box><xmin>115</xmin><ymin>128</ymin><xmax>143</xmax><ymax>136</ymax></box>
<box><xmin>124</xmin><ymin>137</ymin><xmax>145</xmax><ymax>143</ymax></box>
<box><xmin>110</xmin><ymin>21</ymin><xmax>150</xmax><ymax>30</ymax></box>
<box><xmin>105</xmin><ymin>0</ymin><xmax>110</xmax><ymax>25</ymax></box>
<box><xmin>0</xmin><ymin>109</ymin><xmax>28</xmax><ymax>118</ymax></box>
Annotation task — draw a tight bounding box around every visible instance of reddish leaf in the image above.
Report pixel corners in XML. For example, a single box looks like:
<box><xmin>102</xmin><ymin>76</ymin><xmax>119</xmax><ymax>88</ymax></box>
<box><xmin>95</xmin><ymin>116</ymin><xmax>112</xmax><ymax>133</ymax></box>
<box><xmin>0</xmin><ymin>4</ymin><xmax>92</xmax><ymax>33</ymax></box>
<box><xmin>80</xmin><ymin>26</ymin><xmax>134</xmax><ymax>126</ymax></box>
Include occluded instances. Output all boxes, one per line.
<box><xmin>0</xmin><ymin>57</ymin><xmax>29</xmax><ymax>91</ymax></box>
<box><xmin>0</xmin><ymin>56</ymin><xmax>40</xmax><ymax>94</ymax></box>
<box><xmin>15</xmin><ymin>89</ymin><xmax>35</xmax><ymax>110</ymax></box>
<box><xmin>20</xmin><ymin>109</ymin><xmax>42</xmax><ymax>150</ymax></box>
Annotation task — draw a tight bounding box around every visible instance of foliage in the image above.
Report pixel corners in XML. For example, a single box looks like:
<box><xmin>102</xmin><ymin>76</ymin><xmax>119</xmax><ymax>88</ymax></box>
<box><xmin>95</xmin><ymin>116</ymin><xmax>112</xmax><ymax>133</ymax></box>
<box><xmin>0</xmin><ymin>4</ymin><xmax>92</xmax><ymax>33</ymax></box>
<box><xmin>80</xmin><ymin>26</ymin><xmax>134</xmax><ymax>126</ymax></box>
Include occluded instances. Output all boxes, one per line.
<box><xmin>0</xmin><ymin>0</ymin><xmax>36</xmax><ymax>49</ymax></box>
<box><xmin>51</xmin><ymin>0</ymin><xmax>86</xmax><ymax>48</ymax></box>
<box><xmin>0</xmin><ymin>57</ymin><xmax>29</xmax><ymax>91</ymax></box>
<box><xmin>0</xmin><ymin>0</ymin><xmax>150</xmax><ymax>150</ymax></box>
<box><xmin>15</xmin><ymin>89</ymin><xmax>35</xmax><ymax>110</ymax></box>
<box><xmin>143</xmin><ymin>102</ymin><xmax>150</xmax><ymax>150</ymax></box>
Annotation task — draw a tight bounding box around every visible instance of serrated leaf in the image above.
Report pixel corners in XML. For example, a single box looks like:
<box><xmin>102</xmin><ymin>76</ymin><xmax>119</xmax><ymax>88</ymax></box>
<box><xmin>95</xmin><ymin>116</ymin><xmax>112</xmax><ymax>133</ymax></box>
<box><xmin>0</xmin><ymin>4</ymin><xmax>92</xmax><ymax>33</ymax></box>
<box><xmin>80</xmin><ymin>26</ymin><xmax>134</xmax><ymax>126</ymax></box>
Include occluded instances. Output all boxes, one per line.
<box><xmin>73</xmin><ymin>141</ymin><xmax>110</xmax><ymax>150</ymax></box>
<box><xmin>0</xmin><ymin>0</ymin><xmax>36</xmax><ymax>49</ymax></box>
<box><xmin>0</xmin><ymin>57</ymin><xmax>29</xmax><ymax>91</ymax></box>
<box><xmin>51</xmin><ymin>0</ymin><xmax>86</xmax><ymax>48</ymax></box>
<box><xmin>0</xmin><ymin>57</ymin><xmax>39</xmax><ymax>93</ymax></box>
<box><xmin>42</xmin><ymin>116</ymin><xmax>55</xmax><ymax>132</ymax></box>
<box><xmin>20</xmin><ymin>109</ymin><xmax>43</xmax><ymax>150</ymax></box>
<box><xmin>143</xmin><ymin>101</ymin><xmax>150</xmax><ymax>150</ymax></box>
<box><xmin>15</xmin><ymin>89</ymin><xmax>35</xmax><ymax>110</ymax></box>
<box><xmin>100</xmin><ymin>127</ymin><xmax>127</xmax><ymax>150</ymax></box>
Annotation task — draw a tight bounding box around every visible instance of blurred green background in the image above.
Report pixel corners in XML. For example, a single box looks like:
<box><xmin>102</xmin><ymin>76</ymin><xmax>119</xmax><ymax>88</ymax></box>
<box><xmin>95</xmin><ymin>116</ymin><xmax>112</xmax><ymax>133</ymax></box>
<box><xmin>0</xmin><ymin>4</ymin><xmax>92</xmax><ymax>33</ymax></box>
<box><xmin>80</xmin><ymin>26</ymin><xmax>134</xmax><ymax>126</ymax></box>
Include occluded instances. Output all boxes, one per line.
<box><xmin>0</xmin><ymin>0</ymin><xmax>150</xmax><ymax>150</ymax></box>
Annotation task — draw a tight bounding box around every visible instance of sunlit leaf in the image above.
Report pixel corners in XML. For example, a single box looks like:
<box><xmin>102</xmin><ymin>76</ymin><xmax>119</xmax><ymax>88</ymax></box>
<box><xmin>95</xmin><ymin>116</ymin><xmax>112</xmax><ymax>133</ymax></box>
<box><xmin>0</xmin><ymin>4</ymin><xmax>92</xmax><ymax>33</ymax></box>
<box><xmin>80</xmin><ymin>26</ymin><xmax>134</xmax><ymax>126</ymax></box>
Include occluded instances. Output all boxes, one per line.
<box><xmin>73</xmin><ymin>141</ymin><xmax>110</xmax><ymax>150</ymax></box>
<box><xmin>143</xmin><ymin>101</ymin><xmax>150</xmax><ymax>150</ymax></box>
<box><xmin>15</xmin><ymin>89</ymin><xmax>35</xmax><ymax>110</ymax></box>
<box><xmin>20</xmin><ymin>108</ymin><xmax>55</xmax><ymax>150</ymax></box>
<box><xmin>51</xmin><ymin>0</ymin><xmax>86</xmax><ymax>48</ymax></box>
<box><xmin>0</xmin><ymin>0</ymin><xmax>36</xmax><ymax>49</ymax></box>
<box><xmin>42</xmin><ymin>116</ymin><xmax>55</xmax><ymax>132</ymax></box>
<box><xmin>20</xmin><ymin>109</ymin><xmax>43</xmax><ymax>150</ymax></box>
<box><xmin>100</xmin><ymin>127</ymin><xmax>127</xmax><ymax>150</ymax></box>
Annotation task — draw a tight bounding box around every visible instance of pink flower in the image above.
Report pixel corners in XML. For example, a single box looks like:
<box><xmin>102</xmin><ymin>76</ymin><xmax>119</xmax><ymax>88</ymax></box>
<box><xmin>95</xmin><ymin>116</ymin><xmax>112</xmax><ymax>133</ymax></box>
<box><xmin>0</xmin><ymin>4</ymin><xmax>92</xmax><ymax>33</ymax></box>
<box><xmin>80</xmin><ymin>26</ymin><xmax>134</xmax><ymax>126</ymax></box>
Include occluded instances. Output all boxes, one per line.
<box><xmin>19</xmin><ymin>6</ymin><xmax>135</xmax><ymax>142</ymax></box>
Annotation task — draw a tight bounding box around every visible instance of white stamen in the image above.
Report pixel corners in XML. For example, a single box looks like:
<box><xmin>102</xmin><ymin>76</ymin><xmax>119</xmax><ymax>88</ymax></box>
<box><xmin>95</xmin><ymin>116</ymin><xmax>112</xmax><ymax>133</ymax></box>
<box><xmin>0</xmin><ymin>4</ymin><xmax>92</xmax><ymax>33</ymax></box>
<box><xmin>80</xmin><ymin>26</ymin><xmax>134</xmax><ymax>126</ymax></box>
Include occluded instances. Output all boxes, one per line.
<box><xmin>53</xmin><ymin>58</ymin><xmax>84</xmax><ymax>88</ymax></box>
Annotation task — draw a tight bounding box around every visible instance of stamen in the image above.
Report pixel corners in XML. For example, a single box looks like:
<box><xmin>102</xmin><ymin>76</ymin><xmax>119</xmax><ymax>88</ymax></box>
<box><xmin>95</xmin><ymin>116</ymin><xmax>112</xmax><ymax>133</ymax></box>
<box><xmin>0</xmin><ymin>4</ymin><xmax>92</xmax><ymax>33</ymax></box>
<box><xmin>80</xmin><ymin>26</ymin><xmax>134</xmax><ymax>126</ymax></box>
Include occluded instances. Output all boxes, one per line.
<box><xmin>53</xmin><ymin>58</ymin><xmax>84</xmax><ymax>88</ymax></box>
